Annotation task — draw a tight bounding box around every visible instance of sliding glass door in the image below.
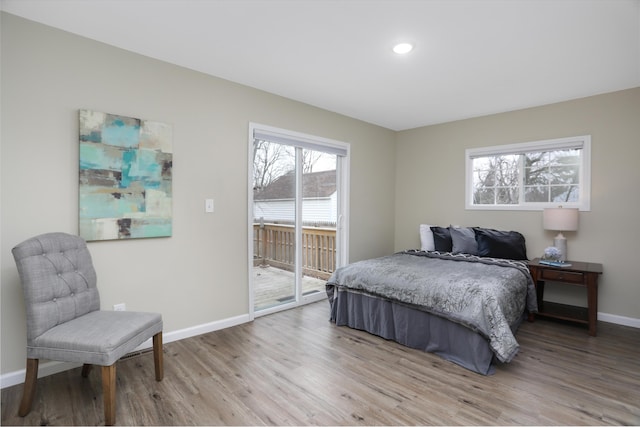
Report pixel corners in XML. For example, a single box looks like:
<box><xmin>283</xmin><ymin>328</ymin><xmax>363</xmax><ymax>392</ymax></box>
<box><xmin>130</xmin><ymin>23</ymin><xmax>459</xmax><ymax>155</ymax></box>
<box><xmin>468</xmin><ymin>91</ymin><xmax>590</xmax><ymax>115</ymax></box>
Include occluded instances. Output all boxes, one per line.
<box><xmin>252</xmin><ymin>140</ymin><xmax>296</xmax><ymax>311</ymax></box>
<box><xmin>249</xmin><ymin>124</ymin><xmax>349</xmax><ymax>317</ymax></box>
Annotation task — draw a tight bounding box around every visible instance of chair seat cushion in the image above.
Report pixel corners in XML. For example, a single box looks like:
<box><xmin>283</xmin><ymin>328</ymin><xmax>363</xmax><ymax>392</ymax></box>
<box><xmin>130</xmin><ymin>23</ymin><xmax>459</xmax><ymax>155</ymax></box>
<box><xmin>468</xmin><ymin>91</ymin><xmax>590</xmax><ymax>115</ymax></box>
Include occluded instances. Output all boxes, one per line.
<box><xmin>28</xmin><ymin>310</ymin><xmax>162</xmax><ymax>366</ymax></box>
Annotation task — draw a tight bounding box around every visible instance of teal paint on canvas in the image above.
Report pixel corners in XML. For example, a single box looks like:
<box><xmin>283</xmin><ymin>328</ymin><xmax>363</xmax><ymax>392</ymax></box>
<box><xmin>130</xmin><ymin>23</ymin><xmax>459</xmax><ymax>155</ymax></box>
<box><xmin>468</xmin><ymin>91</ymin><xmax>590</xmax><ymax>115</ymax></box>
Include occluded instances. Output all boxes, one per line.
<box><xmin>120</xmin><ymin>150</ymin><xmax>136</xmax><ymax>188</ymax></box>
<box><xmin>79</xmin><ymin>110</ymin><xmax>172</xmax><ymax>241</ymax></box>
<box><xmin>120</xmin><ymin>149</ymin><xmax>163</xmax><ymax>189</ymax></box>
<box><xmin>79</xmin><ymin>143</ymin><xmax>123</xmax><ymax>171</ymax></box>
<box><xmin>102</xmin><ymin>116</ymin><xmax>140</xmax><ymax>148</ymax></box>
<box><xmin>128</xmin><ymin>219</ymin><xmax>173</xmax><ymax>239</ymax></box>
<box><xmin>79</xmin><ymin>189</ymin><xmax>146</xmax><ymax>218</ymax></box>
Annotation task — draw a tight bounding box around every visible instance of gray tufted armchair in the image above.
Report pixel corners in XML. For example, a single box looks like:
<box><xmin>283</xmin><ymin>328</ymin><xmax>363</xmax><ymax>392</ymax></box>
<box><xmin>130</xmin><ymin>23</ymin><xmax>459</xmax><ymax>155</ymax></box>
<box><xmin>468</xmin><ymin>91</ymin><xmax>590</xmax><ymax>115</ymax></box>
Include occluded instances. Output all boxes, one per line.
<box><xmin>12</xmin><ymin>232</ymin><xmax>164</xmax><ymax>426</ymax></box>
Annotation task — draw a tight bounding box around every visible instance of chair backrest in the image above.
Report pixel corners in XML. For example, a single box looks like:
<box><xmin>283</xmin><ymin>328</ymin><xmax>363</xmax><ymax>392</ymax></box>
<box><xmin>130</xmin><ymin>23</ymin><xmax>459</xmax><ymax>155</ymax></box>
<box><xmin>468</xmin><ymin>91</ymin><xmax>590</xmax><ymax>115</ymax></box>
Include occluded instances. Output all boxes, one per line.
<box><xmin>12</xmin><ymin>232</ymin><xmax>100</xmax><ymax>342</ymax></box>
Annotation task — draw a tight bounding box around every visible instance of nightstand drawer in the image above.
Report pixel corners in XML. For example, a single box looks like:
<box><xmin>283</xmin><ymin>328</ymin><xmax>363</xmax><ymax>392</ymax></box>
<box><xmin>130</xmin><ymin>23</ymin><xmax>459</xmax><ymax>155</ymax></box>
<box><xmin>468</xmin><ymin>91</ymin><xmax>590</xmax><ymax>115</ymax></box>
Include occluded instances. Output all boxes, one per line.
<box><xmin>541</xmin><ymin>269</ymin><xmax>584</xmax><ymax>284</ymax></box>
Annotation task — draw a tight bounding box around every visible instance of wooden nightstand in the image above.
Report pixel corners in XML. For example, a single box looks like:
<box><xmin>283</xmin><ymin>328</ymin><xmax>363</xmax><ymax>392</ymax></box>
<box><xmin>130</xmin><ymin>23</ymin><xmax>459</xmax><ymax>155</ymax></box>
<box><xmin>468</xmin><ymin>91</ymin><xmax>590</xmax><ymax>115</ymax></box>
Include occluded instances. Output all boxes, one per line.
<box><xmin>528</xmin><ymin>258</ymin><xmax>603</xmax><ymax>336</ymax></box>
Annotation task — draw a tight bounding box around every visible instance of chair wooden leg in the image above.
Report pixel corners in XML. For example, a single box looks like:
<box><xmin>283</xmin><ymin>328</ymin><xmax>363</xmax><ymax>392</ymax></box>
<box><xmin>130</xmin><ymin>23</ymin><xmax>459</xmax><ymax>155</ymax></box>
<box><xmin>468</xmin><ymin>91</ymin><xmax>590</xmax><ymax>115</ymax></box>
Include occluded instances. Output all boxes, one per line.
<box><xmin>101</xmin><ymin>364</ymin><xmax>116</xmax><ymax>426</ymax></box>
<box><xmin>18</xmin><ymin>358</ymin><xmax>39</xmax><ymax>417</ymax></box>
<box><xmin>153</xmin><ymin>332</ymin><xmax>164</xmax><ymax>381</ymax></box>
<box><xmin>81</xmin><ymin>364</ymin><xmax>93</xmax><ymax>378</ymax></box>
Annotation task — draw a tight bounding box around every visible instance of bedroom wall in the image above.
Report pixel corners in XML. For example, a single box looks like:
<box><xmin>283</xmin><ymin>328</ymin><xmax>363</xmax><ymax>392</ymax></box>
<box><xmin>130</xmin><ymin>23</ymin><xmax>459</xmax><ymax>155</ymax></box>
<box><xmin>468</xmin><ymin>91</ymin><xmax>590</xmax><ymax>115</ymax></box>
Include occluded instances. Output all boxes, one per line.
<box><xmin>394</xmin><ymin>87</ymin><xmax>640</xmax><ymax>323</ymax></box>
<box><xmin>0</xmin><ymin>13</ymin><xmax>396</xmax><ymax>377</ymax></box>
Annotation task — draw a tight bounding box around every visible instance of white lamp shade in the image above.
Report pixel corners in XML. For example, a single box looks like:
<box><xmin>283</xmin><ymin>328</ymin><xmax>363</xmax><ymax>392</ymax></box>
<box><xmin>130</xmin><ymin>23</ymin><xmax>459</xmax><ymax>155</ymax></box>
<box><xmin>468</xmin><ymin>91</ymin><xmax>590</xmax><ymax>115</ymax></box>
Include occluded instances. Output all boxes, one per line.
<box><xmin>543</xmin><ymin>207</ymin><xmax>579</xmax><ymax>231</ymax></box>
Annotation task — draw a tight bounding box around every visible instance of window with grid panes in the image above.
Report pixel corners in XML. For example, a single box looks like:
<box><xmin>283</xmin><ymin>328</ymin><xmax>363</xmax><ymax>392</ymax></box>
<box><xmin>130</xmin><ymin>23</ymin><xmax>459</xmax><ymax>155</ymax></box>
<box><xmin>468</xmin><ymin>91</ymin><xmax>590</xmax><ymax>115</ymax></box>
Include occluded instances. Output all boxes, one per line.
<box><xmin>465</xmin><ymin>135</ymin><xmax>590</xmax><ymax>211</ymax></box>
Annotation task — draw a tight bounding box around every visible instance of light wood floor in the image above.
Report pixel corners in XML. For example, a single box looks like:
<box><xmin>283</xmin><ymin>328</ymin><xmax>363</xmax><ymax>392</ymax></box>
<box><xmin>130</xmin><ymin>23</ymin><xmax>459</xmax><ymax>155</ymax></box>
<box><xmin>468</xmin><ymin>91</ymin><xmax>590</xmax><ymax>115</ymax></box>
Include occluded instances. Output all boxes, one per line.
<box><xmin>2</xmin><ymin>301</ymin><xmax>639</xmax><ymax>426</ymax></box>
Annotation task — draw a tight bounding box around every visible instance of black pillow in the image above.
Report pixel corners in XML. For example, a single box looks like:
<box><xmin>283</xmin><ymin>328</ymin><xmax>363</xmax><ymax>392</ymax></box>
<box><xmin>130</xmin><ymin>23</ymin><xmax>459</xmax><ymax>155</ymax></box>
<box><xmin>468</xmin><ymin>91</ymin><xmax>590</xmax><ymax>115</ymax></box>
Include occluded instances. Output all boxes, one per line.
<box><xmin>473</xmin><ymin>227</ymin><xmax>528</xmax><ymax>260</ymax></box>
<box><xmin>430</xmin><ymin>226</ymin><xmax>452</xmax><ymax>252</ymax></box>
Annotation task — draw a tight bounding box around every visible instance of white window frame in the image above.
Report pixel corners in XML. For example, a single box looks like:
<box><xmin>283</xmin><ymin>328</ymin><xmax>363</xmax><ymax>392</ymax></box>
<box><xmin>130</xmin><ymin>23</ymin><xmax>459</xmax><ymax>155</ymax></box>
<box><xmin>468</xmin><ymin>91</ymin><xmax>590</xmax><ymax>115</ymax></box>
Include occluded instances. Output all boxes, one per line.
<box><xmin>465</xmin><ymin>135</ymin><xmax>591</xmax><ymax>211</ymax></box>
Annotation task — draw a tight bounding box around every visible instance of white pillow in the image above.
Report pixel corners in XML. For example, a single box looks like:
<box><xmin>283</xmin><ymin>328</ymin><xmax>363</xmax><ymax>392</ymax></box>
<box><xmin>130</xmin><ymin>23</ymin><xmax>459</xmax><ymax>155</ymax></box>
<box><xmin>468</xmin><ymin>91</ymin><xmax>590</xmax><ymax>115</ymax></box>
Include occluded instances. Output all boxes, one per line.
<box><xmin>419</xmin><ymin>224</ymin><xmax>435</xmax><ymax>251</ymax></box>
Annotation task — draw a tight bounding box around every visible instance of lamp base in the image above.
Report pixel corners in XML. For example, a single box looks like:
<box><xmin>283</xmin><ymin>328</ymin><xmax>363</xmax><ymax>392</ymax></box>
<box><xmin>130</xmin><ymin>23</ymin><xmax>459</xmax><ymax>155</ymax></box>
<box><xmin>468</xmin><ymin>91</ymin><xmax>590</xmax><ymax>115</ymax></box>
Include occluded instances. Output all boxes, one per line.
<box><xmin>553</xmin><ymin>233</ymin><xmax>567</xmax><ymax>261</ymax></box>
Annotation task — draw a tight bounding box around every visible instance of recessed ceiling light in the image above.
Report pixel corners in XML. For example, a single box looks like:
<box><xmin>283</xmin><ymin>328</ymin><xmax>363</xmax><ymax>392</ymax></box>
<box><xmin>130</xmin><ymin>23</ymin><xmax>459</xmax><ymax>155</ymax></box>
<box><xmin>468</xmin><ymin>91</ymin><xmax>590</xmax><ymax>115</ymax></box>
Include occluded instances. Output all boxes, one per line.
<box><xmin>393</xmin><ymin>43</ymin><xmax>414</xmax><ymax>54</ymax></box>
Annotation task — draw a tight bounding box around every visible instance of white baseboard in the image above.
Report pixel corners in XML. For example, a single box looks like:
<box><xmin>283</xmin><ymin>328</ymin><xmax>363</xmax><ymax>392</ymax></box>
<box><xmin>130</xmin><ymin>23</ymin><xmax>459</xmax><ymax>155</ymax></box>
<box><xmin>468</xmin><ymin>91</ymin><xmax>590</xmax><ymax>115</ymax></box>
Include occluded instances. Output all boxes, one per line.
<box><xmin>0</xmin><ymin>313</ymin><xmax>251</xmax><ymax>389</ymax></box>
<box><xmin>0</xmin><ymin>360</ymin><xmax>84</xmax><ymax>390</ymax></box>
<box><xmin>598</xmin><ymin>312</ymin><xmax>640</xmax><ymax>328</ymax></box>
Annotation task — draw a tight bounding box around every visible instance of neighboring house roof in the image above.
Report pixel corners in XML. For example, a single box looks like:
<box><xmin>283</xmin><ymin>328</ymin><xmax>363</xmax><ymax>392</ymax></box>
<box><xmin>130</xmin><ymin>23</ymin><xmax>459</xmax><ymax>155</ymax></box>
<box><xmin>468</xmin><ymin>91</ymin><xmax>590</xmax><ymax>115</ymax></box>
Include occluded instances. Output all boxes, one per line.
<box><xmin>254</xmin><ymin>170</ymin><xmax>336</xmax><ymax>200</ymax></box>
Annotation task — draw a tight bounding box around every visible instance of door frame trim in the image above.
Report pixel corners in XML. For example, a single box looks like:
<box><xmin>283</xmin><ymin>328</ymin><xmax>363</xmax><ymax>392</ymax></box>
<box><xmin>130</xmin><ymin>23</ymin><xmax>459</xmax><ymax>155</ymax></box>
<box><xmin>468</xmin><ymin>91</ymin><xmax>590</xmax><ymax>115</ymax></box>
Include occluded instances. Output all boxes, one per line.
<box><xmin>247</xmin><ymin>123</ymin><xmax>350</xmax><ymax>320</ymax></box>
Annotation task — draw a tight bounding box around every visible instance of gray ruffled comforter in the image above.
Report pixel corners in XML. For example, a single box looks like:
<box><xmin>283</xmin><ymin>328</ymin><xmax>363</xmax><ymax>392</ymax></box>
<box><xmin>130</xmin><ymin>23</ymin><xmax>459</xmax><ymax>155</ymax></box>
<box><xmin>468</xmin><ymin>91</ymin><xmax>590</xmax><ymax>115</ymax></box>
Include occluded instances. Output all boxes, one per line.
<box><xmin>326</xmin><ymin>250</ymin><xmax>537</xmax><ymax>363</ymax></box>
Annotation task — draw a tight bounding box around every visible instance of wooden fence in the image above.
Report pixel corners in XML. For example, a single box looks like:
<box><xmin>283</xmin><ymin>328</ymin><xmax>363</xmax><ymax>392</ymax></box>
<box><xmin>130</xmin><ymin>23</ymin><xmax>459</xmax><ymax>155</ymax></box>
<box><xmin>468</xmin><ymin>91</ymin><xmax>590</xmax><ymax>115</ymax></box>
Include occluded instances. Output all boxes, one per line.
<box><xmin>253</xmin><ymin>223</ymin><xmax>336</xmax><ymax>280</ymax></box>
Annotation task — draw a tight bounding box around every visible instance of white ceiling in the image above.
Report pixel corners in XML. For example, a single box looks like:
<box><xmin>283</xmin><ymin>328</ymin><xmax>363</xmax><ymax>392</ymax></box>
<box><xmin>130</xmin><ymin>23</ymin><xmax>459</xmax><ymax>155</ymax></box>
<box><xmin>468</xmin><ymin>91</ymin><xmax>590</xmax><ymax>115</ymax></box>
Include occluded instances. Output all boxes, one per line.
<box><xmin>2</xmin><ymin>0</ymin><xmax>639</xmax><ymax>131</ymax></box>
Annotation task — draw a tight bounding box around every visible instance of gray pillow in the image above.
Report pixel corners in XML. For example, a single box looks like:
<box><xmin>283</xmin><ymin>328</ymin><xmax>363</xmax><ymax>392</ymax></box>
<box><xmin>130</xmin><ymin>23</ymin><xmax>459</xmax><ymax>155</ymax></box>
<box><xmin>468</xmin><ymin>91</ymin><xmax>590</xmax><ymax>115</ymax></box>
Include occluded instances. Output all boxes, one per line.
<box><xmin>450</xmin><ymin>226</ymin><xmax>479</xmax><ymax>255</ymax></box>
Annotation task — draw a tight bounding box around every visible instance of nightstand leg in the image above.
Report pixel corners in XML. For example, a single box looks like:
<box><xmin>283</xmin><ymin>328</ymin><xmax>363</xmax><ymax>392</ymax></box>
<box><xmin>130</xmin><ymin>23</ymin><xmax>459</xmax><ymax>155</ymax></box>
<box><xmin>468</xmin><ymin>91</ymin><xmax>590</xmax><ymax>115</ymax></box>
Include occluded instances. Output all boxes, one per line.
<box><xmin>536</xmin><ymin>280</ymin><xmax>545</xmax><ymax>312</ymax></box>
<box><xmin>587</xmin><ymin>274</ymin><xmax>598</xmax><ymax>336</ymax></box>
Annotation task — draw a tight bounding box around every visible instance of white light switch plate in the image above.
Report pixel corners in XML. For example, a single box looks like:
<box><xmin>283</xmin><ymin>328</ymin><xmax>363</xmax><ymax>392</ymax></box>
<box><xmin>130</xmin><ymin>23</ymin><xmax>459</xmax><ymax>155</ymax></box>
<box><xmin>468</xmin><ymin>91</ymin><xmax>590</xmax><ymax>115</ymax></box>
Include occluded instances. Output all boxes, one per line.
<box><xmin>205</xmin><ymin>199</ymin><xmax>214</xmax><ymax>213</ymax></box>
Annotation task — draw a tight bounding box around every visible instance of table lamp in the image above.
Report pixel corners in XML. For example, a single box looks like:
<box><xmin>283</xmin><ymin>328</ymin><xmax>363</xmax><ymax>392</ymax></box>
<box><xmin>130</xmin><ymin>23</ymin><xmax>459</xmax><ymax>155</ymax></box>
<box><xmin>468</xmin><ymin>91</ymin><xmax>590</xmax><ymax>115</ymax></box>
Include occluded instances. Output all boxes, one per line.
<box><xmin>543</xmin><ymin>207</ymin><xmax>579</xmax><ymax>261</ymax></box>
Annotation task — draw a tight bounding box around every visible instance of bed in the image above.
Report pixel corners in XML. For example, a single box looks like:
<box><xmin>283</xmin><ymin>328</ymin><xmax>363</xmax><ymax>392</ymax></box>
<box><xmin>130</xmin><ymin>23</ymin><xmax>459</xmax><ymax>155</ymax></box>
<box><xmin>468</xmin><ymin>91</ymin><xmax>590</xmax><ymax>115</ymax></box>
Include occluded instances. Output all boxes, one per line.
<box><xmin>326</xmin><ymin>226</ymin><xmax>538</xmax><ymax>375</ymax></box>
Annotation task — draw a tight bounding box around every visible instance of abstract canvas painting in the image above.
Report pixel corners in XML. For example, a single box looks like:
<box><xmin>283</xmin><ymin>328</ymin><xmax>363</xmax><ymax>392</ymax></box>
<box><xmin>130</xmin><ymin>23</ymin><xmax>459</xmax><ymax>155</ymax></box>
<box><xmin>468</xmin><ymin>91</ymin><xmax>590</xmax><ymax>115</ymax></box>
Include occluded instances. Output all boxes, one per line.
<box><xmin>79</xmin><ymin>110</ymin><xmax>173</xmax><ymax>241</ymax></box>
